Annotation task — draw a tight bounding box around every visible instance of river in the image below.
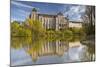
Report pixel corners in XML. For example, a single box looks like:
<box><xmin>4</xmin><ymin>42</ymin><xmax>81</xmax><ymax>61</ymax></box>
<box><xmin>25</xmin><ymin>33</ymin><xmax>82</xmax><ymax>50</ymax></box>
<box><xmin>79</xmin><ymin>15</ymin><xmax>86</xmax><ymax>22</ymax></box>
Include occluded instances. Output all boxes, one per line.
<box><xmin>11</xmin><ymin>36</ymin><xmax>95</xmax><ymax>66</ymax></box>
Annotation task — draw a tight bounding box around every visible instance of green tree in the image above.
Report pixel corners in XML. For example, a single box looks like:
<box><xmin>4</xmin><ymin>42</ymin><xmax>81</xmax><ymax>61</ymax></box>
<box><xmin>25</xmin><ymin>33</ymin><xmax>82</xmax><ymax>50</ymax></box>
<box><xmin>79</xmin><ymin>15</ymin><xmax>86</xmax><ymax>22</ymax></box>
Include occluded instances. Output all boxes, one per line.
<box><xmin>25</xmin><ymin>18</ymin><xmax>45</xmax><ymax>37</ymax></box>
<box><xmin>11</xmin><ymin>21</ymin><xmax>32</xmax><ymax>36</ymax></box>
<box><xmin>11</xmin><ymin>21</ymin><xmax>20</xmax><ymax>36</ymax></box>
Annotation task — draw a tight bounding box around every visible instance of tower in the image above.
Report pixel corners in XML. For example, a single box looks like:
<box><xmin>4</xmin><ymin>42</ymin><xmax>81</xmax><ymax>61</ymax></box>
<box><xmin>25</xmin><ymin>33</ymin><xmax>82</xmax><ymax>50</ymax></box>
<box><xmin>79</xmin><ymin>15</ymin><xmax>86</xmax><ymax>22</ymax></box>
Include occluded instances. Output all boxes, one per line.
<box><xmin>56</xmin><ymin>12</ymin><xmax>63</xmax><ymax>31</ymax></box>
<box><xmin>31</xmin><ymin>8</ymin><xmax>38</xmax><ymax>20</ymax></box>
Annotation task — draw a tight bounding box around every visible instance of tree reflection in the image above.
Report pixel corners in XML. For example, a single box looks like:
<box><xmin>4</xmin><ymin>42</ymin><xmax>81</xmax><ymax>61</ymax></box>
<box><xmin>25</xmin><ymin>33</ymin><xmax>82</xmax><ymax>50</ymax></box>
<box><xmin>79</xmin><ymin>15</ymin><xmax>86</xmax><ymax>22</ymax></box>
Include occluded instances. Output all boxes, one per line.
<box><xmin>11</xmin><ymin>36</ymin><xmax>95</xmax><ymax>62</ymax></box>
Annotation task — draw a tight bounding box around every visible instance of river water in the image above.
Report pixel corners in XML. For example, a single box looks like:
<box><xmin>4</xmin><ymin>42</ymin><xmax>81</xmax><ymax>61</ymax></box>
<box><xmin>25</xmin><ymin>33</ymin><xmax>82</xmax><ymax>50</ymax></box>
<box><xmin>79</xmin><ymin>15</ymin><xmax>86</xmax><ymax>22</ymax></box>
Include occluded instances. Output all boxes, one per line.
<box><xmin>11</xmin><ymin>36</ymin><xmax>95</xmax><ymax>66</ymax></box>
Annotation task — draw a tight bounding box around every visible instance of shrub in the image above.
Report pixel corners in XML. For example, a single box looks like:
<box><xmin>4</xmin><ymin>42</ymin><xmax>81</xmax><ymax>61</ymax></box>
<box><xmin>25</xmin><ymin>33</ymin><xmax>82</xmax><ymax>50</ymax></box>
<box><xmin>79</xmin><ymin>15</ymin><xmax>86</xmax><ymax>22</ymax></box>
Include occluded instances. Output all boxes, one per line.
<box><xmin>63</xmin><ymin>30</ymin><xmax>73</xmax><ymax>36</ymax></box>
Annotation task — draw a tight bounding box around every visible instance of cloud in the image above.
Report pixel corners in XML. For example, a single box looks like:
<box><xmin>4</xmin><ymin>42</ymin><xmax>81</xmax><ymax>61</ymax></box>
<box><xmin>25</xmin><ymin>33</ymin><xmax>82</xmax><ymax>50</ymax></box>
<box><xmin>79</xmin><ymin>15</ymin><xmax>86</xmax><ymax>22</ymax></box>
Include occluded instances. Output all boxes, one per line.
<box><xmin>64</xmin><ymin>5</ymin><xmax>86</xmax><ymax>21</ymax></box>
<box><xmin>11</xmin><ymin>1</ymin><xmax>34</xmax><ymax>22</ymax></box>
<box><xmin>11</xmin><ymin>1</ymin><xmax>33</xmax><ymax>8</ymax></box>
<box><xmin>17</xmin><ymin>9</ymin><xmax>30</xmax><ymax>16</ymax></box>
<box><xmin>11</xmin><ymin>17</ymin><xmax>24</xmax><ymax>22</ymax></box>
<box><xmin>11</xmin><ymin>9</ymin><xmax>30</xmax><ymax>22</ymax></box>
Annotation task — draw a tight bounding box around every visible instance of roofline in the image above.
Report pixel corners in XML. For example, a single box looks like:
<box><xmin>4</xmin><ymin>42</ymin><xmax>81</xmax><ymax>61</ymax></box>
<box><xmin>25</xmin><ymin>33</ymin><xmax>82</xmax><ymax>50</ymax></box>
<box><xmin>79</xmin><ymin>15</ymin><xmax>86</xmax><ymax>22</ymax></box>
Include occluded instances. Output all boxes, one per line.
<box><xmin>69</xmin><ymin>21</ymin><xmax>83</xmax><ymax>23</ymax></box>
<box><xmin>38</xmin><ymin>13</ymin><xmax>57</xmax><ymax>17</ymax></box>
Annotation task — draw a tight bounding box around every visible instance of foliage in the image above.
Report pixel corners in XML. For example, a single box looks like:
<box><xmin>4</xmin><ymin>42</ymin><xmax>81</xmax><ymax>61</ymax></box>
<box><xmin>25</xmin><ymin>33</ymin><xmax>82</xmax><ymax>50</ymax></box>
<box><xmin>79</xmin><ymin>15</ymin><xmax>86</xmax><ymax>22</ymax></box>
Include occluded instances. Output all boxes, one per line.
<box><xmin>11</xmin><ymin>20</ymin><xmax>85</xmax><ymax>38</ymax></box>
<box><xmin>82</xmin><ymin>6</ymin><xmax>95</xmax><ymax>35</ymax></box>
<box><xmin>69</xmin><ymin>27</ymin><xmax>85</xmax><ymax>36</ymax></box>
<box><xmin>63</xmin><ymin>30</ymin><xmax>73</xmax><ymax>36</ymax></box>
<box><xmin>25</xmin><ymin>18</ymin><xmax>45</xmax><ymax>37</ymax></box>
<box><xmin>11</xmin><ymin>21</ymin><xmax>32</xmax><ymax>36</ymax></box>
<box><xmin>11</xmin><ymin>21</ymin><xmax>20</xmax><ymax>36</ymax></box>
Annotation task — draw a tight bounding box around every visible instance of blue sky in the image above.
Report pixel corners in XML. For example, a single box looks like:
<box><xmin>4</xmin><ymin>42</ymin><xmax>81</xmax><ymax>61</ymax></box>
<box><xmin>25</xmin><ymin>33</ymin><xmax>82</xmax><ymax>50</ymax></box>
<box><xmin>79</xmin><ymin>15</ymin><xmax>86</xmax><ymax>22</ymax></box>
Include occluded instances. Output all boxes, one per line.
<box><xmin>11</xmin><ymin>0</ymin><xmax>86</xmax><ymax>22</ymax></box>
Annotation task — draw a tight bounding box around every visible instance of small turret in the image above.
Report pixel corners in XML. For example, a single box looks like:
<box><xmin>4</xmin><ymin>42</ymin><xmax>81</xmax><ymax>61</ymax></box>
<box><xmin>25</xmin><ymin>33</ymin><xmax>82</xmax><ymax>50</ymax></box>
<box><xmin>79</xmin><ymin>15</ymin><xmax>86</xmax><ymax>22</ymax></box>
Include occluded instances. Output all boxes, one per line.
<box><xmin>31</xmin><ymin>8</ymin><xmax>38</xmax><ymax>20</ymax></box>
<box><xmin>32</xmin><ymin>8</ymin><xmax>37</xmax><ymax>12</ymax></box>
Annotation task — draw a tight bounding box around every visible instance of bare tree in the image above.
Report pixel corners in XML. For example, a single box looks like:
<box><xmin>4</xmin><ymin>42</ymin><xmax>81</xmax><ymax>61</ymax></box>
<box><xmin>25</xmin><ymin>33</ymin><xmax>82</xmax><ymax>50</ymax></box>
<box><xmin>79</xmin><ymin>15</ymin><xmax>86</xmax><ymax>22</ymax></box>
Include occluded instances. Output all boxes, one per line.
<box><xmin>82</xmin><ymin>6</ymin><xmax>95</xmax><ymax>35</ymax></box>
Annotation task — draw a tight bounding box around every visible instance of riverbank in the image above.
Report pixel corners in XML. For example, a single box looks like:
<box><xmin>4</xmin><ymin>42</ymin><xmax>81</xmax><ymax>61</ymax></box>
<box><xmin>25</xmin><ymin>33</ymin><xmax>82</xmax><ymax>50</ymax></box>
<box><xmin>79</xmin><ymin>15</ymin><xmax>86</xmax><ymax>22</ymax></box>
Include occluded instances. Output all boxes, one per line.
<box><xmin>81</xmin><ymin>35</ymin><xmax>95</xmax><ymax>46</ymax></box>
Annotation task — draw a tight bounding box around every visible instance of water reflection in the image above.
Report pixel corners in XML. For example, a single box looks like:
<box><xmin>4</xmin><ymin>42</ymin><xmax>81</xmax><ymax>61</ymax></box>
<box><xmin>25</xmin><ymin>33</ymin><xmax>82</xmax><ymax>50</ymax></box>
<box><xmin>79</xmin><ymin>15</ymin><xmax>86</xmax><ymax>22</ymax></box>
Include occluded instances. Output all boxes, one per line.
<box><xmin>11</xmin><ymin>36</ymin><xmax>95</xmax><ymax>66</ymax></box>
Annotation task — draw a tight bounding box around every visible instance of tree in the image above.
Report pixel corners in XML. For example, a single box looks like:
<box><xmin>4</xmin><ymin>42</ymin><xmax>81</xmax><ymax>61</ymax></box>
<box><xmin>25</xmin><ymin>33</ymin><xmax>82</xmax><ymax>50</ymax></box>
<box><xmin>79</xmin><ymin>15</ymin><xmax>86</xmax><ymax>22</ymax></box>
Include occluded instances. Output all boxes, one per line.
<box><xmin>11</xmin><ymin>21</ymin><xmax>32</xmax><ymax>36</ymax></box>
<box><xmin>11</xmin><ymin>21</ymin><xmax>20</xmax><ymax>36</ymax></box>
<box><xmin>82</xmin><ymin>6</ymin><xmax>95</xmax><ymax>35</ymax></box>
<box><xmin>25</xmin><ymin>18</ymin><xmax>45</xmax><ymax>37</ymax></box>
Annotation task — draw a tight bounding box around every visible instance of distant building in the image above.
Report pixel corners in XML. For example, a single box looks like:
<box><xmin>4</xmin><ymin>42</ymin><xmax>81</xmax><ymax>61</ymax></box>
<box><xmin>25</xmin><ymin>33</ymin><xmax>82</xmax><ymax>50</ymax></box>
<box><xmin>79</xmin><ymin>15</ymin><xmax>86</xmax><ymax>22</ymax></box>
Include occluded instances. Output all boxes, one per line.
<box><xmin>69</xmin><ymin>21</ymin><xmax>82</xmax><ymax>28</ymax></box>
<box><xmin>29</xmin><ymin>8</ymin><xmax>69</xmax><ymax>31</ymax></box>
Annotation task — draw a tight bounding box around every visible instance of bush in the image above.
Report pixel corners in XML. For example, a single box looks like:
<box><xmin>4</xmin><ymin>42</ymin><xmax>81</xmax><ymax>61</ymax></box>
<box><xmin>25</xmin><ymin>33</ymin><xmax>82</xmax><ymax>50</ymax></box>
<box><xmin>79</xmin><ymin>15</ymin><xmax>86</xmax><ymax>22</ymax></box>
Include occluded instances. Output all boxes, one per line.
<box><xmin>69</xmin><ymin>27</ymin><xmax>85</xmax><ymax>35</ymax></box>
<box><xmin>63</xmin><ymin>30</ymin><xmax>73</xmax><ymax>36</ymax></box>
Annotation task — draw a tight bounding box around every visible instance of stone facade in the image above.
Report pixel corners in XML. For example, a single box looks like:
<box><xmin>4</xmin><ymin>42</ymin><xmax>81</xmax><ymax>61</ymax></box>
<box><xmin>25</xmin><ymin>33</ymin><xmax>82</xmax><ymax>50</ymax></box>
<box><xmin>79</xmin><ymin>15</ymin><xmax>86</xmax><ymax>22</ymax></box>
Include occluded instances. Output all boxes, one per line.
<box><xmin>69</xmin><ymin>21</ymin><xmax>82</xmax><ymax>28</ymax></box>
<box><xmin>29</xmin><ymin>10</ymin><xmax>68</xmax><ymax>31</ymax></box>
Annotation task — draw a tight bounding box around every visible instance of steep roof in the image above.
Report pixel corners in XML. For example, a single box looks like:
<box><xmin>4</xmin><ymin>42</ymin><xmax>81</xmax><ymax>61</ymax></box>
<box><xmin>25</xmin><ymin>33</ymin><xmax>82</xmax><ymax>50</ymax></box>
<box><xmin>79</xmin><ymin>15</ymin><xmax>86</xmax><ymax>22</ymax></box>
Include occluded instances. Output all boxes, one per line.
<box><xmin>32</xmin><ymin>8</ymin><xmax>37</xmax><ymax>12</ymax></box>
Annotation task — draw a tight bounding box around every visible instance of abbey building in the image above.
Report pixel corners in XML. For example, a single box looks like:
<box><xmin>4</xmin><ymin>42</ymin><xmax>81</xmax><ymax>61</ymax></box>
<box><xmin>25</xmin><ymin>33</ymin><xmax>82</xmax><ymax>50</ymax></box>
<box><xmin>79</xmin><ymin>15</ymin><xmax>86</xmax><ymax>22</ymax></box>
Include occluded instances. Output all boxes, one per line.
<box><xmin>29</xmin><ymin>8</ymin><xmax>69</xmax><ymax>31</ymax></box>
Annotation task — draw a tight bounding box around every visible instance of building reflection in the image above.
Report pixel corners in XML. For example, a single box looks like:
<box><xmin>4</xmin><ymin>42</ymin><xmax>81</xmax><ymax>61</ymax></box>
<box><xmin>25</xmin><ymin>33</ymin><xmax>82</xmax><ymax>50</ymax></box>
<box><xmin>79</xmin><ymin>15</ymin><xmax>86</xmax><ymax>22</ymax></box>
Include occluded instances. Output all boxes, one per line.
<box><xmin>24</xmin><ymin>40</ymin><xmax>69</xmax><ymax>61</ymax></box>
<box><xmin>11</xmin><ymin>37</ymin><xmax>95</xmax><ymax>62</ymax></box>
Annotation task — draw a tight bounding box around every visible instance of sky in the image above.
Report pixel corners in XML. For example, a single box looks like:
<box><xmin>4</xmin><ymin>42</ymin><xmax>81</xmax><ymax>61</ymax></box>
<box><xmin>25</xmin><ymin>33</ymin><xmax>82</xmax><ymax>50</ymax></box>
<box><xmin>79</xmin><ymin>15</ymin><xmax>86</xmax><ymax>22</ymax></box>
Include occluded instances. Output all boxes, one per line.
<box><xmin>11</xmin><ymin>0</ymin><xmax>86</xmax><ymax>22</ymax></box>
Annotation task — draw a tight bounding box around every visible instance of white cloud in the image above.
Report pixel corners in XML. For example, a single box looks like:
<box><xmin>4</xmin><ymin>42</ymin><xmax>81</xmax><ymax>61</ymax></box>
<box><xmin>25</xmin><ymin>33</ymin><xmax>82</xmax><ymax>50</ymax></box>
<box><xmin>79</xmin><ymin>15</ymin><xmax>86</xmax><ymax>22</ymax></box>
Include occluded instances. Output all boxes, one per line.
<box><xmin>11</xmin><ymin>1</ymin><xmax>33</xmax><ymax>8</ymax></box>
<box><xmin>64</xmin><ymin>5</ymin><xmax>86</xmax><ymax>21</ymax></box>
<box><xmin>11</xmin><ymin>16</ymin><xmax>25</xmax><ymax>22</ymax></box>
<box><xmin>11</xmin><ymin>8</ymin><xmax>31</xmax><ymax>22</ymax></box>
<box><xmin>17</xmin><ymin>9</ymin><xmax>30</xmax><ymax>16</ymax></box>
